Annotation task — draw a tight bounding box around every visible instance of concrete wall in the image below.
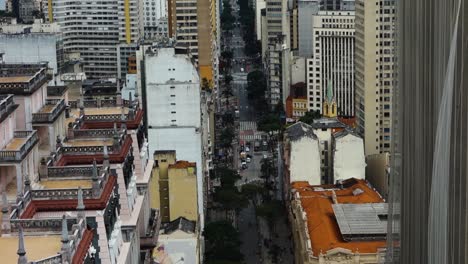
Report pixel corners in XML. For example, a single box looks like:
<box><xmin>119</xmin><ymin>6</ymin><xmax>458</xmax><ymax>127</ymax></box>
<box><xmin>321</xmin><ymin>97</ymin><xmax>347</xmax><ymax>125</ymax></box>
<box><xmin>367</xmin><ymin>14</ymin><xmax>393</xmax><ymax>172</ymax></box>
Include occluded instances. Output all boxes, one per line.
<box><xmin>0</xmin><ymin>34</ymin><xmax>60</xmax><ymax>74</ymax></box>
<box><xmin>168</xmin><ymin>166</ymin><xmax>198</xmax><ymax>222</ymax></box>
<box><xmin>0</xmin><ymin>108</ymin><xmax>15</xmax><ymax>149</ymax></box>
<box><xmin>289</xmin><ymin>137</ymin><xmax>321</xmax><ymax>185</ymax></box>
<box><xmin>255</xmin><ymin>0</ymin><xmax>266</xmax><ymax>40</ymax></box>
<box><xmin>333</xmin><ymin>133</ymin><xmax>366</xmax><ymax>181</ymax></box>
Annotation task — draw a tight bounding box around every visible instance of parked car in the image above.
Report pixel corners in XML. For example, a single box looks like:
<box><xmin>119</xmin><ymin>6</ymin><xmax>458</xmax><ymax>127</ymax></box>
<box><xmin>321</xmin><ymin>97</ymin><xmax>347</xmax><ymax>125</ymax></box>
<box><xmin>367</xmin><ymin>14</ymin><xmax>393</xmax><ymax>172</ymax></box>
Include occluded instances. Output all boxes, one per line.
<box><xmin>245</xmin><ymin>147</ymin><xmax>250</xmax><ymax>152</ymax></box>
<box><xmin>263</xmin><ymin>154</ymin><xmax>268</xmax><ymax>159</ymax></box>
<box><xmin>246</xmin><ymin>157</ymin><xmax>251</xmax><ymax>163</ymax></box>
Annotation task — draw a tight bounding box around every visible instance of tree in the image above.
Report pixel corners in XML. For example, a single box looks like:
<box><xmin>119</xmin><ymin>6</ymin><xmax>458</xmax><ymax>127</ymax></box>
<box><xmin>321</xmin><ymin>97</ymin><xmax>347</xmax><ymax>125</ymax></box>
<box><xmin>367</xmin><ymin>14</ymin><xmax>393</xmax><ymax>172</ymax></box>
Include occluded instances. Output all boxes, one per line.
<box><xmin>219</xmin><ymin>127</ymin><xmax>235</xmax><ymax>148</ymax></box>
<box><xmin>202</xmin><ymin>77</ymin><xmax>212</xmax><ymax>90</ymax></box>
<box><xmin>299</xmin><ymin>110</ymin><xmax>322</xmax><ymax>124</ymax></box>
<box><xmin>257</xmin><ymin>113</ymin><xmax>281</xmax><ymax>133</ymax></box>
<box><xmin>204</xmin><ymin>221</ymin><xmax>244</xmax><ymax>263</ymax></box>
<box><xmin>214</xmin><ymin>166</ymin><xmax>241</xmax><ymax>187</ymax></box>
<box><xmin>256</xmin><ymin>200</ymin><xmax>283</xmax><ymax>228</ymax></box>
<box><xmin>221</xmin><ymin>112</ymin><xmax>234</xmax><ymax>127</ymax></box>
<box><xmin>224</xmin><ymin>73</ymin><xmax>233</xmax><ymax>86</ymax></box>
<box><xmin>213</xmin><ymin>187</ymin><xmax>248</xmax><ymax>212</ymax></box>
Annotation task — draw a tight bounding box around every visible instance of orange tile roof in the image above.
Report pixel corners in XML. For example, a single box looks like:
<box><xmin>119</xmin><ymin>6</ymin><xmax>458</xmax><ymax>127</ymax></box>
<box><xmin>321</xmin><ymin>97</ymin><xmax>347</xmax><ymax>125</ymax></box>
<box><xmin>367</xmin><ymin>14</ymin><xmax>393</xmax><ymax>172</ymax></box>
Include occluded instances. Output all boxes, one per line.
<box><xmin>292</xmin><ymin>179</ymin><xmax>385</xmax><ymax>256</ymax></box>
<box><xmin>168</xmin><ymin>160</ymin><xmax>196</xmax><ymax>169</ymax></box>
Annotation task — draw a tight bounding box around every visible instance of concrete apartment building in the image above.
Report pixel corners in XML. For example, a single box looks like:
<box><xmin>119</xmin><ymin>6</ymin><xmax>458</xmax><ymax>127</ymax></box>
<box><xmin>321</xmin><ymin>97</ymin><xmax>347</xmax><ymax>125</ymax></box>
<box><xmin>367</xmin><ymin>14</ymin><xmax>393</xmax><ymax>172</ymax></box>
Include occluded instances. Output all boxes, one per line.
<box><xmin>263</xmin><ymin>0</ymin><xmax>291</xmax><ymax>107</ymax></box>
<box><xmin>289</xmin><ymin>179</ymin><xmax>387</xmax><ymax>263</ymax></box>
<box><xmin>44</xmin><ymin>0</ymin><xmax>142</xmax><ymax>78</ymax></box>
<box><xmin>143</xmin><ymin>0</ymin><xmax>167</xmax><ymax>40</ymax></box>
<box><xmin>167</xmin><ymin>0</ymin><xmax>219</xmax><ymax>88</ymax></box>
<box><xmin>0</xmin><ymin>63</ymin><xmax>162</xmax><ymax>263</ymax></box>
<box><xmin>143</xmin><ymin>45</ymin><xmax>211</xmax><ymax>228</ymax></box>
<box><xmin>305</xmin><ymin>11</ymin><xmax>355</xmax><ymax>117</ymax></box>
<box><xmin>355</xmin><ymin>0</ymin><xmax>395</xmax><ymax>155</ymax></box>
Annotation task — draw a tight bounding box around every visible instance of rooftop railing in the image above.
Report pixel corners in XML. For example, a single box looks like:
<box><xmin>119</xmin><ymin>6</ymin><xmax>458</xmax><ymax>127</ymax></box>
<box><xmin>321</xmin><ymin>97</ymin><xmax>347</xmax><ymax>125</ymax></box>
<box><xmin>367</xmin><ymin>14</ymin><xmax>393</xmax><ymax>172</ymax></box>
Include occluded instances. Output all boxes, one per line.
<box><xmin>0</xmin><ymin>130</ymin><xmax>38</xmax><ymax>162</ymax></box>
<box><xmin>32</xmin><ymin>98</ymin><xmax>66</xmax><ymax>123</ymax></box>
<box><xmin>47</xmin><ymin>85</ymin><xmax>68</xmax><ymax>97</ymax></box>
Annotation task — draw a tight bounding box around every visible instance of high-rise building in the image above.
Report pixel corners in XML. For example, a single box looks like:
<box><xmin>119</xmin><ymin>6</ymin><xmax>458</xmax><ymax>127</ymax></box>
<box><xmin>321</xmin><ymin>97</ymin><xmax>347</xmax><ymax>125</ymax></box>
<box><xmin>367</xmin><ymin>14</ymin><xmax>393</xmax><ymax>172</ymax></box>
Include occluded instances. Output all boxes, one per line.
<box><xmin>264</xmin><ymin>0</ymin><xmax>291</xmax><ymax>107</ymax></box>
<box><xmin>142</xmin><ymin>45</ymin><xmax>212</xmax><ymax>228</ymax></box>
<box><xmin>305</xmin><ymin>11</ymin><xmax>355</xmax><ymax>117</ymax></box>
<box><xmin>44</xmin><ymin>0</ymin><xmax>142</xmax><ymax>78</ymax></box>
<box><xmin>143</xmin><ymin>0</ymin><xmax>168</xmax><ymax>39</ymax></box>
<box><xmin>354</xmin><ymin>0</ymin><xmax>395</xmax><ymax>155</ymax></box>
<box><xmin>386</xmin><ymin>0</ymin><xmax>468</xmax><ymax>263</ymax></box>
<box><xmin>167</xmin><ymin>0</ymin><xmax>219</xmax><ymax>89</ymax></box>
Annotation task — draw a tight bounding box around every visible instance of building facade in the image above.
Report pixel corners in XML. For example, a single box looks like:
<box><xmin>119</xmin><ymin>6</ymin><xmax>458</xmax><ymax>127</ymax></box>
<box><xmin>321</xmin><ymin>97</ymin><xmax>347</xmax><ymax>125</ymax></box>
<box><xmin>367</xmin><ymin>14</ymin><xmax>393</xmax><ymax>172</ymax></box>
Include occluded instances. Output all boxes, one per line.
<box><xmin>143</xmin><ymin>0</ymin><xmax>168</xmax><ymax>40</ymax></box>
<box><xmin>354</xmin><ymin>0</ymin><xmax>395</xmax><ymax>155</ymax></box>
<box><xmin>305</xmin><ymin>11</ymin><xmax>355</xmax><ymax>117</ymax></box>
<box><xmin>167</xmin><ymin>0</ymin><xmax>219</xmax><ymax>88</ymax></box>
<box><xmin>143</xmin><ymin>46</ymin><xmax>209</xmax><ymax>228</ymax></box>
<box><xmin>264</xmin><ymin>0</ymin><xmax>291</xmax><ymax>107</ymax></box>
<box><xmin>44</xmin><ymin>0</ymin><xmax>142</xmax><ymax>78</ymax></box>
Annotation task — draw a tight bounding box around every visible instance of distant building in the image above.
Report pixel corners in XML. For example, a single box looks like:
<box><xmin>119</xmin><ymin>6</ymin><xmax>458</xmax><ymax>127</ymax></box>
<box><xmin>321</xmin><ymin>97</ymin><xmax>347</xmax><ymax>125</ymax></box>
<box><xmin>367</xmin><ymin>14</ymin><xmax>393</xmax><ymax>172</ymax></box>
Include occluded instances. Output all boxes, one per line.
<box><xmin>305</xmin><ymin>11</ymin><xmax>355</xmax><ymax>116</ymax></box>
<box><xmin>167</xmin><ymin>0</ymin><xmax>219</xmax><ymax>89</ymax></box>
<box><xmin>255</xmin><ymin>0</ymin><xmax>266</xmax><ymax>41</ymax></box>
<box><xmin>0</xmin><ymin>20</ymin><xmax>64</xmax><ymax>76</ymax></box>
<box><xmin>154</xmin><ymin>217</ymin><xmax>200</xmax><ymax>264</ymax></box>
<box><xmin>44</xmin><ymin>0</ymin><xmax>142</xmax><ymax>78</ymax></box>
<box><xmin>152</xmin><ymin>151</ymin><xmax>198</xmax><ymax>223</ymax></box>
<box><xmin>289</xmin><ymin>179</ymin><xmax>387</xmax><ymax>263</ymax></box>
<box><xmin>286</xmin><ymin>82</ymin><xmax>307</xmax><ymax>120</ymax></box>
<box><xmin>143</xmin><ymin>0</ymin><xmax>168</xmax><ymax>40</ymax></box>
<box><xmin>355</xmin><ymin>0</ymin><xmax>395</xmax><ymax>155</ymax></box>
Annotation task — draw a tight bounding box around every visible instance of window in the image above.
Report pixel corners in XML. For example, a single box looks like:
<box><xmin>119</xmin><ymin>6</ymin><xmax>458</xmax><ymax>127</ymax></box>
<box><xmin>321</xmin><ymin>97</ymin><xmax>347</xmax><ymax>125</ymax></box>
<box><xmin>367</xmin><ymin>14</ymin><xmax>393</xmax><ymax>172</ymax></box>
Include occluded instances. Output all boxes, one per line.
<box><xmin>171</xmin><ymin>103</ymin><xmax>176</xmax><ymax>105</ymax></box>
<box><xmin>170</xmin><ymin>95</ymin><xmax>175</xmax><ymax>97</ymax></box>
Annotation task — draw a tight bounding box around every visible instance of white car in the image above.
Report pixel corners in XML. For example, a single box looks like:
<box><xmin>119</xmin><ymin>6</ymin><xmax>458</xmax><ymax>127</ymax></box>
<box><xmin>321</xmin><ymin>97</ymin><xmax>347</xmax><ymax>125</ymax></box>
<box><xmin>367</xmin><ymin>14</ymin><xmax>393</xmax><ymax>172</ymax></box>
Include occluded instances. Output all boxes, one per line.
<box><xmin>240</xmin><ymin>67</ymin><xmax>244</xmax><ymax>72</ymax></box>
<box><xmin>245</xmin><ymin>147</ymin><xmax>250</xmax><ymax>152</ymax></box>
<box><xmin>246</xmin><ymin>157</ymin><xmax>251</xmax><ymax>163</ymax></box>
<box><xmin>263</xmin><ymin>154</ymin><xmax>268</xmax><ymax>159</ymax></box>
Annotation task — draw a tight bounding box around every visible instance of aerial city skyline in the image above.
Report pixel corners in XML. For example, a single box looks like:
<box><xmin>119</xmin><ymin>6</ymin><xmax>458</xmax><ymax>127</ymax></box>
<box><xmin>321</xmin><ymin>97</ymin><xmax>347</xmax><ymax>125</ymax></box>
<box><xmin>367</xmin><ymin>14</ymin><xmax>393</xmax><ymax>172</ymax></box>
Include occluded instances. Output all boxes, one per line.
<box><xmin>0</xmin><ymin>0</ymin><xmax>465</xmax><ymax>263</ymax></box>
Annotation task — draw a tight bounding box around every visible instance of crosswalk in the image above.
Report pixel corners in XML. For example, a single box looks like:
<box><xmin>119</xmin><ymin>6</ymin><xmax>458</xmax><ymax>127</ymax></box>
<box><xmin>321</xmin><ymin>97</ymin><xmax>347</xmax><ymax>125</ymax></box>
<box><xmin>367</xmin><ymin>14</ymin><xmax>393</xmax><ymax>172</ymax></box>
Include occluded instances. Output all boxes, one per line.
<box><xmin>240</xmin><ymin>121</ymin><xmax>257</xmax><ymax>131</ymax></box>
<box><xmin>241</xmin><ymin>134</ymin><xmax>263</xmax><ymax>141</ymax></box>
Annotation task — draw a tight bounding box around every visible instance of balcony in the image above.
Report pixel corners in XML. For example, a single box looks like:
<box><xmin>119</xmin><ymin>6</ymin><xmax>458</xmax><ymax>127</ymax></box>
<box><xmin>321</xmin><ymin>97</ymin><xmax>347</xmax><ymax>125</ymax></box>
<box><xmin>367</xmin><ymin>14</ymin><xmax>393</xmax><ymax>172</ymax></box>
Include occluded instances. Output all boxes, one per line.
<box><xmin>0</xmin><ymin>94</ymin><xmax>19</xmax><ymax>123</ymax></box>
<box><xmin>47</xmin><ymin>85</ymin><xmax>69</xmax><ymax>97</ymax></box>
<box><xmin>0</xmin><ymin>130</ymin><xmax>38</xmax><ymax>162</ymax></box>
<box><xmin>32</xmin><ymin>99</ymin><xmax>66</xmax><ymax>123</ymax></box>
<box><xmin>140</xmin><ymin>209</ymin><xmax>161</xmax><ymax>250</ymax></box>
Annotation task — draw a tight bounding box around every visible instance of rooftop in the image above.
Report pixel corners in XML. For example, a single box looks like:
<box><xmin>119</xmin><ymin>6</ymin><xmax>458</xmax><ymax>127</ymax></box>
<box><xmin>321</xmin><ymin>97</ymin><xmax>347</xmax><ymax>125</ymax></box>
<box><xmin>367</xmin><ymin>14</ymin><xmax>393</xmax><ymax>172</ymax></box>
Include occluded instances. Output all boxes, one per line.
<box><xmin>291</xmin><ymin>178</ymin><xmax>386</xmax><ymax>256</ymax></box>
<box><xmin>168</xmin><ymin>160</ymin><xmax>196</xmax><ymax>169</ymax></box>
<box><xmin>0</xmin><ymin>235</ymin><xmax>62</xmax><ymax>263</ymax></box>
<box><xmin>310</xmin><ymin>117</ymin><xmax>347</xmax><ymax>129</ymax></box>
<box><xmin>0</xmin><ymin>76</ymin><xmax>32</xmax><ymax>84</ymax></box>
<box><xmin>285</xmin><ymin>122</ymin><xmax>317</xmax><ymax>141</ymax></box>
<box><xmin>39</xmin><ymin>179</ymin><xmax>93</xmax><ymax>189</ymax></box>
<box><xmin>62</xmin><ymin>139</ymin><xmax>113</xmax><ymax>147</ymax></box>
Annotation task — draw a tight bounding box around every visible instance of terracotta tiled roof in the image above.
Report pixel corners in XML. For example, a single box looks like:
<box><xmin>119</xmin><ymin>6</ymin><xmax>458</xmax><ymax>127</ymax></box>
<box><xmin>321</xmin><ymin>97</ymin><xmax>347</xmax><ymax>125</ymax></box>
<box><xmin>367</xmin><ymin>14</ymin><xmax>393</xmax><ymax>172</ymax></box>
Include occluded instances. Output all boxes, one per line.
<box><xmin>291</xmin><ymin>179</ymin><xmax>386</xmax><ymax>256</ymax></box>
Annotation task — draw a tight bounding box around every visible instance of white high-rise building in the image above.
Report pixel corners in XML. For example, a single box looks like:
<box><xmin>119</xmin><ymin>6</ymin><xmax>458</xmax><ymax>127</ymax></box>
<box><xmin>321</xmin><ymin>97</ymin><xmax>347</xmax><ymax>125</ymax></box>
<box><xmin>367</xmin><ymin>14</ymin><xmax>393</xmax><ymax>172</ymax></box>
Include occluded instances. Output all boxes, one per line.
<box><xmin>143</xmin><ymin>45</ymin><xmax>209</xmax><ymax>228</ymax></box>
<box><xmin>355</xmin><ymin>0</ymin><xmax>395</xmax><ymax>155</ymax></box>
<box><xmin>44</xmin><ymin>0</ymin><xmax>141</xmax><ymax>78</ymax></box>
<box><xmin>306</xmin><ymin>11</ymin><xmax>355</xmax><ymax>116</ymax></box>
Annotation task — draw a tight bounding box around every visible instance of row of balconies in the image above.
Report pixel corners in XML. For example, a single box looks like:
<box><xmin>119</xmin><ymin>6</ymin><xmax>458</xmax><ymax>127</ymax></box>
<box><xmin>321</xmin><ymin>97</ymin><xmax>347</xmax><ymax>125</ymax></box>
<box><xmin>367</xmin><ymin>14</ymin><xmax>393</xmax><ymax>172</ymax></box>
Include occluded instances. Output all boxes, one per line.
<box><xmin>0</xmin><ymin>130</ymin><xmax>38</xmax><ymax>162</ymax></box>
<box><xmin>32</xmin><ymin>99</ymin><xmax>66</xmax><ymax>123</ymax></box>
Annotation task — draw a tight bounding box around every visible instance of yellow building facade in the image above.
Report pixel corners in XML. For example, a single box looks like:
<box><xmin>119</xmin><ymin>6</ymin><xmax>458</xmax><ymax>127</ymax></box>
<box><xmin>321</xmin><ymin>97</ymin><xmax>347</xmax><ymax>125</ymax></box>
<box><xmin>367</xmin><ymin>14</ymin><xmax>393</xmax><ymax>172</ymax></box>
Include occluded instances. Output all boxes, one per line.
<box><xmin>153</xmin><ymin>151</ymin><xmax>198</xmax><ymax>223</ymax></box>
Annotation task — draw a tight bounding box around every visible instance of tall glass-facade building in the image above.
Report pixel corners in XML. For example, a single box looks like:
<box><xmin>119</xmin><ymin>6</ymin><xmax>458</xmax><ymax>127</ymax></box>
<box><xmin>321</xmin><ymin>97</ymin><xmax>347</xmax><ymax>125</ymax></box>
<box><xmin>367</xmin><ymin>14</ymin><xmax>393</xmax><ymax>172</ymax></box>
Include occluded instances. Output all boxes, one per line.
<box><xmin>387</xmin><ymin>0</ymin><xmax>468</xmax><ymax>263</ymax></box>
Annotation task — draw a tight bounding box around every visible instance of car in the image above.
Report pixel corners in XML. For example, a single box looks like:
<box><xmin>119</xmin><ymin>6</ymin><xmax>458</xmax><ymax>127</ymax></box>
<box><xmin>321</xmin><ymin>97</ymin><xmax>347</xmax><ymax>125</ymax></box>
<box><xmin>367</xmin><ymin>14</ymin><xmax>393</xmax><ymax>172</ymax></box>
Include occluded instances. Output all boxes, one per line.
<box><xmin>240</xmin><ymin>67</ymin><xmax>244</xmax><ymax>72</ymax></box>
<box><xmin>246</xmin><ymin>157</ymin><xmax>251</xmax><ymax>163</ymax></box>
<box><xmin>245</xmin><ymin>147</ymin><xmax>250</xmax><ymax>152</ymax></box>
<box><xmin>263</xmin><ymin>154</ymin><xmax>268</xmax><ymax>159</ymax></box>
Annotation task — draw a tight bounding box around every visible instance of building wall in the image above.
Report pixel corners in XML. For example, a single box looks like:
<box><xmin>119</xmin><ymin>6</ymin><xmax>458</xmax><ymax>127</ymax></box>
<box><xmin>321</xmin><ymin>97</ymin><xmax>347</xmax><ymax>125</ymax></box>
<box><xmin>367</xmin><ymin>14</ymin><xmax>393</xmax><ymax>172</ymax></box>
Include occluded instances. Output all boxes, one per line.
<box><xmin>0</xmin><ymin>34</ymin><xmax>62</xmax><ymax>75</ymax></box>
<box><xmin>289</xmin><ymin>137</ymin><xmax>321</xmax><ymax>185</ymax></box>
<box><xmin>355</xmin><ymin>0</ymin><xmax>395</xmax><ymax>155</ymax></box>
<box><xmin>306</xmin><ymin>11</ymin><xmax>355</xmax><ymax>116</ymax></box>
<box><xmin>297</xmin><ymin>0</ymin><xmax>319</xmax><ymax>57</ymax></box>
<box><xmin>13</xmin><ymin>84</ymin><xmax>46</xmax><ymax>130</ymax></box>
<box><xmin>255</xmin><ymin>0</ymin><xmax>266</xmax><ymax>41</ymax></box>
<box><xmin>313</xmin><ymin>128</ymin><xmax>333</xmax><ymax>183</ymax></box>
<box><xmin>0</xmin><ymin>107</ymin><xmax>15</xmax><ymax>149</ymax></box>
<box><xmin>333</xmin><ymin>133</ymin><xmax>365</xmax><ymax>181</ymax></box>
<box><xmin>290</xmin><ymin>56</ymin><xmax>305</xmax><ymax>84</ymax></box>
<box><xmin>168</xmin><ymin>166</ymin><xmax>198</xmax><ymax>222</ymax></box>
<box><xmin>292</xmin><ymin>98</ymin><xmax>307</xmax><ymax>118</ymax></box>
<box><xmin>365</xmin><ymin>152</ymin><xmax>389</xmax><ymax>198</ymax></box>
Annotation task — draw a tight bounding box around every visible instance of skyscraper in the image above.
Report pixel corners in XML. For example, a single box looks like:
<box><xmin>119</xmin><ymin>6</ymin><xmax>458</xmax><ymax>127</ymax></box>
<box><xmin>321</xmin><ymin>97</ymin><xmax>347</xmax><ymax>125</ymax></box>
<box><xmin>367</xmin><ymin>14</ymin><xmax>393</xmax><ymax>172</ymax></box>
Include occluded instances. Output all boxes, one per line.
<box><xmin>386</xmin><ymin>0</ymin><xmax>468</xmax><ymax>263</ymax></box>
<box><xmin>44</xmin><ymin>0</ymin><xmax>142</xmax><ymax>78</ymax></box>
<box><xmin>167</xmin><ymin>0</ymin><xmax>219</xmax><ymax>88</ymax></box>
<box><xmin>305</xmin><ymin>11</ymin><xmax>355</xmax><ymax>117</ymax></box>
<box><xmin>354</xmin><ymin>0</ymin><xmax>395</xmax><ymax>155</ymax></box>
